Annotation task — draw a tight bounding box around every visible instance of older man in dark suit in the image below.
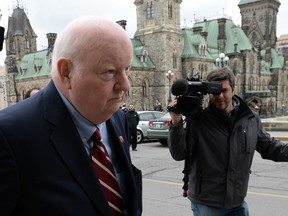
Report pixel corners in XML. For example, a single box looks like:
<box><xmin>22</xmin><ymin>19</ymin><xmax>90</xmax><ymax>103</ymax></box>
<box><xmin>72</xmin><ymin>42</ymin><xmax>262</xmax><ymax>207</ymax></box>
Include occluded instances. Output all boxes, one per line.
<box><xmin>0</xmin><ymin>16</ymin><xmax>142</xmax><ymax>216</ymax></box>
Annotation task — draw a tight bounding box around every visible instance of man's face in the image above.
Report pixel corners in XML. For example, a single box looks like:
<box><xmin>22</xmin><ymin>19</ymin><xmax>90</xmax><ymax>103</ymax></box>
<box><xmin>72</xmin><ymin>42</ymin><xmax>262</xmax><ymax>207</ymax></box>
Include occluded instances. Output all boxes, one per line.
<box><xmin>67</xmin><ymin>38</ymin><xmax>132</xmax><ymax>124</ymax></box>
<box><xmin>209</xmin><ymin>79</ymin><xmax>235</xmax><ymax>113</ymax></box>
<box><xmin>128</xmin><ymin>105</ymin><xmax>134</xmax><ymax>111</ymax></box>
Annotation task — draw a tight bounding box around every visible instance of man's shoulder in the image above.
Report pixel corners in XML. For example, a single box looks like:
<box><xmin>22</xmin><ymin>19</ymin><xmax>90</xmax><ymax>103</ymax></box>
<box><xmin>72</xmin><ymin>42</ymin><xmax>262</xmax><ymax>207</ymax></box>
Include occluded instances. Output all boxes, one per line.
<box><xmin>113</xmin><ymin>109</ymin><xmax>126</xmax><ymax>119</ymax></box>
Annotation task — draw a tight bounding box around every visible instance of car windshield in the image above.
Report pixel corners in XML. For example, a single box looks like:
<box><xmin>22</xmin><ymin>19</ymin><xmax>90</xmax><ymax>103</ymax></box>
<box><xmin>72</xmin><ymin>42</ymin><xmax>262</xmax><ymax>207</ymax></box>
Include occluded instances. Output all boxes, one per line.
<box><xmin>161</xmin><ymin>113</ymin><xmax>171</xmax><ymax>118</ymax></box>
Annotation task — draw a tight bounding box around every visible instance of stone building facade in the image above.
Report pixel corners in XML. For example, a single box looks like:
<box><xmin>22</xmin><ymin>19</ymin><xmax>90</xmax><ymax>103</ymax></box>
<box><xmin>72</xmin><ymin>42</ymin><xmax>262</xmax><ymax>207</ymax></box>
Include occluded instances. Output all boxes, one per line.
<box><xmin>1</xmin><ymin>0</ymin><xmax>287</xmax><ymax>116</ymax></box>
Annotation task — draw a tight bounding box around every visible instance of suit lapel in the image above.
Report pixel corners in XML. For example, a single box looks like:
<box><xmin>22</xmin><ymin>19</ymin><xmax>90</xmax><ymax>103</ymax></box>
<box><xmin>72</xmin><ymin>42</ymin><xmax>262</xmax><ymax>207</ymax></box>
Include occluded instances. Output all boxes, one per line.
<box><xmin>43</xmin><ymin>82</ymin><xmax>111</xmax><ymax>215</ymax></box>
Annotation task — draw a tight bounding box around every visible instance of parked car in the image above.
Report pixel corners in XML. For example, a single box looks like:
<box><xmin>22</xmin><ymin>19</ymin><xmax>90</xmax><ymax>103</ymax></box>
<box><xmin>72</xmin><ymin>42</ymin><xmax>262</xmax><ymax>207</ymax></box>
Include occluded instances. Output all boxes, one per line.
<box><xmin>146</xmin><ymin>112</ymin><xmax>172</xmax><ymax>145</ymax></box>
<box><xmin>147</xmin><ymin>113</ymin><xmax>186</xmax><ymax>145</ymax></box>
<box><xmin>136</xmin><ymin>111</ymin><xmax>165</xmax><ymax>143</ymax></box>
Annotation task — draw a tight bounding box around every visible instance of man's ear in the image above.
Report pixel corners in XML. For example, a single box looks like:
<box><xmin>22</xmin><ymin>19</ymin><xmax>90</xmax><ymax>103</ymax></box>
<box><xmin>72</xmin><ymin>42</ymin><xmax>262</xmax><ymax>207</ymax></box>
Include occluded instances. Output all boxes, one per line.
<box><xmin>232</xmin><ymin>87</ymin><xmax>235</xmax><ymax>95</ymax></box>
<box><xmin>57</xmin><ymin>58</ymin><xmax>72</xmax><ymax>89</ymax></box>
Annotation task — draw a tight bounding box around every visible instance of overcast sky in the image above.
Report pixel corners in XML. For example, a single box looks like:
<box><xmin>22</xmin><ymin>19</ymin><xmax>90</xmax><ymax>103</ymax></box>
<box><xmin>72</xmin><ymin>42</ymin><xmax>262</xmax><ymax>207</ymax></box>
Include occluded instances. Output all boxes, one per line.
<box><xmin>0</xmin><ymin>0</ymin><xmax>287</xmax><ymax>66</ymax></box>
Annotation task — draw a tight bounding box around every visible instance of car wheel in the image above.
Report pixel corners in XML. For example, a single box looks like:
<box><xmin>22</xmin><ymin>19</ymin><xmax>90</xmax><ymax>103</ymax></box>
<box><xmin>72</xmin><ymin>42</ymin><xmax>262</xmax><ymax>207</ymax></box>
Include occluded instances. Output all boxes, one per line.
<box><xmin>137</xmin><ymin>130</ymin><xmax>143</xmax><ymax>143</ymax></box>
<box><xmin>159</xmin><ymin>139</ymin><xmax>167</xmax><ymax>146</ymax></box>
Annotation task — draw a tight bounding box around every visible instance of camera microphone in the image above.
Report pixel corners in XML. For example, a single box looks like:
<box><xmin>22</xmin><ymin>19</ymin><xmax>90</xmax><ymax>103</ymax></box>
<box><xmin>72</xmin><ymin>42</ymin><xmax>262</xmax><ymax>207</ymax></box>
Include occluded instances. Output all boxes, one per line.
<box><xmin>171</xmin><ymin>79</ymin><xmax>188</xmax><ymax>96</ymax></box>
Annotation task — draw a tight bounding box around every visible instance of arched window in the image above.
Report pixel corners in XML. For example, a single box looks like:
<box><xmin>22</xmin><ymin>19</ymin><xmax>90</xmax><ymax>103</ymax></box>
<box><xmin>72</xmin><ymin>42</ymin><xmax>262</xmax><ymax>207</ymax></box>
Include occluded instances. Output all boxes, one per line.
<box><xmin>24</xmin><ymin>32</ymin><xmax>30</xmax><ymax>49</ymax></box>
<box><xmin>168</xmin><ymin>3</ymin><xmax>173</xmax><ymax>19</ymax></box>
<box><xmin>142</xmin><ymin>81</ymin><xmax>147</xmax><ymax>97</ymax></box>
<box><xmin>248</xmin><ymin>77</ymin><xmax>253</xmax><ymax>91</ymax></box>
<box><xmin>9</xmin><ymin>32</ymin><xmax>16</xmax><ymax>52</ymax></box>
<box><xmin>173</xmin><ymin>52</ymin><xmax>177</xmax><ymax>68</ymax></box>
<box><xmin>147</xmin><ymin>2</ymin><xmax>154</xmax><ymax>18</ymax></box>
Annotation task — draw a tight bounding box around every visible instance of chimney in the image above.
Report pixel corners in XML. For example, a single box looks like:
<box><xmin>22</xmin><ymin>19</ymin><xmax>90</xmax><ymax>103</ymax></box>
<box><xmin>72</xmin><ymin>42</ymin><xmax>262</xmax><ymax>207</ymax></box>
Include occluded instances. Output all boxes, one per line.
<box><xmin>217</xmin><ymin>18</ymin><xmax>227</xmax><ymax>53</ymax></box>
<box><xmin>192</xmin><ymin>26</ymin><xmax>203</xmax><ymax>34</ymax></box>
<box><xmin>46</xmin><ymin>33</ymin><xmax>57</xmax><ymax>51</ymax></box>
<box><xmin>116</xmin><ymin>20</ymin><xmax>127</xmax><ymax>30</ymax></box>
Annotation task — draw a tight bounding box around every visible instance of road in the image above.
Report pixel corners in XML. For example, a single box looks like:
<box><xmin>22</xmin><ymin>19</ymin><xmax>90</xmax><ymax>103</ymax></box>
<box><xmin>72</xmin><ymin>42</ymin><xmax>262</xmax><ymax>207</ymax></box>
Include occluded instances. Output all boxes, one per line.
<box><xmin>131</xmin><ymin>139</ymin><xmax>288</xmax><ymax>216</ymax></box>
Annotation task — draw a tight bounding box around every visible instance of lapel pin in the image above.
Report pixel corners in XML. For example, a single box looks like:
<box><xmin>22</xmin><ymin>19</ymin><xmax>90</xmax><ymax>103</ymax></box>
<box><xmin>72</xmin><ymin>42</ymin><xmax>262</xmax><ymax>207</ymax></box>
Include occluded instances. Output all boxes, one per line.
<box><xmin>119</xmin><ymin>136</ymin><xmax>124</xmax><ymax>143</ymax></box>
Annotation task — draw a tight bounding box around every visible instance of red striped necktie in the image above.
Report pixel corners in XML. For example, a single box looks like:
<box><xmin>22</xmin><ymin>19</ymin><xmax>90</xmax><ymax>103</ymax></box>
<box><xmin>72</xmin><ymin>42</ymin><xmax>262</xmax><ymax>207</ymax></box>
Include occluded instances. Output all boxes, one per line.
<box><xmin>91</xmin><ymin>128</ymin><xmax>124</xmax><ymax>216</ymax></box>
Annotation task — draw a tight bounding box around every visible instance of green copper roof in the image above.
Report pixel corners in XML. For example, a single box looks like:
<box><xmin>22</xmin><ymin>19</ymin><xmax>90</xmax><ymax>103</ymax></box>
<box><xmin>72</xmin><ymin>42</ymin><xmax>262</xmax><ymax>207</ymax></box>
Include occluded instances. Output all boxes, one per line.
<box><xmin>16</xmin><ymin>39</ymin><xmax>155</xmax><ymax>79</ymax></box>
<box><xmin>131</xmin><ymin>39</ymin><xmax>155</xmax><ymax>69</ymax></box>
<box><xmin>182</xmin><ymin>18</ymin><xmax>252</xmax><ymax>60</ymax></box>
<box><xmin>16</xmin><ymin>49</ymin><xmax>51</xmax><ymax>79</ymax></box>
<box><xmin>260</xmin><ymin>48</ymin><xmax>285</xmax><ymax>70</ymax></box>
<box><xmin>238</xmin><ymin>0</ymin><xmax>280</xmax><ymax>6</ymax></box>
<box><xmin>182</xmin><ymin>29</ymin><xmax>214</xmax><ymax>59</ymax></box>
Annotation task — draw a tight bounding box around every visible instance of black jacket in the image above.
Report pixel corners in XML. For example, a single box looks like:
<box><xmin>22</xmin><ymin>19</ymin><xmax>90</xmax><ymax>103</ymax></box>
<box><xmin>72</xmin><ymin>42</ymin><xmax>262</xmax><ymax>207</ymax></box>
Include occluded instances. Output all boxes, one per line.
<box><xmin>168</xmin><ymin>95</ymin><xmax>288</xmax><ymax>209</ymax></box>
<box><xmin>126</xmin><ymin>111</ymin><xmax>140</xmax><ymax>130</ymax></box>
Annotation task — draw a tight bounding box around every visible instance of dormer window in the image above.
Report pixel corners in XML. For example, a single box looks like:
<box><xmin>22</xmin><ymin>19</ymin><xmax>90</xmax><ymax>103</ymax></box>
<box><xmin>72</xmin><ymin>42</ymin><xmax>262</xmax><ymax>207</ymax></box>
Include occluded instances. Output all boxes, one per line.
<box><xmin>138</xmin><ymin>50</ymin><xmax>149</xmax><ymax>63</ymax></box>
<box><xmin>198</xmin><ymin>44</ymin><xmax>207</xmax><ymax>57</ymax></box>
<box><xmin>34</xmin><ymin>64</ymin><xmax>38</xmax><ymax>73</ymax></box>
<box><xmin>19</xmin><ymin>67</ymin><xmax>24</xmax><ymax>75</ymax></box>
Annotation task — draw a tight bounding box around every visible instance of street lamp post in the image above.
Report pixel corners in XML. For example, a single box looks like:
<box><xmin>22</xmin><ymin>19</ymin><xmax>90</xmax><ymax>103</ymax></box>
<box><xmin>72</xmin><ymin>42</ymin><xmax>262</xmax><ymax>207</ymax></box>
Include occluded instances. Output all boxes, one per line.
<box><xmin>216</xmin><ymin>53</ymin><xmax>229</xmax><ymax>68</ymax></box>
<box><xmin>166</xmin><ymin>70</ymin><xmax>174</xmax><ymax>103</ymax></box>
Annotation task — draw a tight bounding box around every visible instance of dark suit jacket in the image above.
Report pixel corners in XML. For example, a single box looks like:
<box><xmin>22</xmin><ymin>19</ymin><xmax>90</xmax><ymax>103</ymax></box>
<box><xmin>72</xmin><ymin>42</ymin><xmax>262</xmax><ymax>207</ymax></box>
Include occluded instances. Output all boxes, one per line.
<box><xmin>0</xmin><ymin>81</ymin><xmax>142</xmax><ymax>216</ymax></box>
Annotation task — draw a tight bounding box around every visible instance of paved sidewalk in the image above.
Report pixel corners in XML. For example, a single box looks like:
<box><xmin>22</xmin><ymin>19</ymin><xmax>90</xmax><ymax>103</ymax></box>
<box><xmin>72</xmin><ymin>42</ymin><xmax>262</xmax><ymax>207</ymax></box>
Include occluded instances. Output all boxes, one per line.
<box><xmin>261</xmin><ymin>116</ymin><xmax>288</xmax><ymax>131</ymax></box>
<box><xmin>267</xmin><ymin>131</ymin><xmax>288</xmax><ymax>141</ymax></box>
<box><xmin>261</xmin><ymin>116</ymin><xmax>288</xmax><ymax>141</ymax></box>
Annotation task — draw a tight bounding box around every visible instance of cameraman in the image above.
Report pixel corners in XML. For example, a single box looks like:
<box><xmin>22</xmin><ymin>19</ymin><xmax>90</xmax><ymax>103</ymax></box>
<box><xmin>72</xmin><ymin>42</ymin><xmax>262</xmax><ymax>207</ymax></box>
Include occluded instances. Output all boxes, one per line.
<box><xmin>168</xmin><ymin>67</ymin><xmax>288</xmax><ymax>216</ymax></box>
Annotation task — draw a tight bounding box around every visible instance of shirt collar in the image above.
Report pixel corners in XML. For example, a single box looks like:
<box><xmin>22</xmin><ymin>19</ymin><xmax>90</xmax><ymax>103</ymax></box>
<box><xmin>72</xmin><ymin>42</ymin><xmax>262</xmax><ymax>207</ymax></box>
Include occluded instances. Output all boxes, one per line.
<box><xmin>55</xmin><ymin>86</ymin><xmax>96</xmax><ymax>142</ymax></box>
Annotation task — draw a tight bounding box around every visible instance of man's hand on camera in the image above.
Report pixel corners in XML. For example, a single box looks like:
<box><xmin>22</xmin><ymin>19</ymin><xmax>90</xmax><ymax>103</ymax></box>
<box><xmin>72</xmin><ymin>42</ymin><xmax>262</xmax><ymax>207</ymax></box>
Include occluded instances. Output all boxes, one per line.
<box><xmin>168</xmin><ymin>97</ymin><xmax>182</xmax><ymax>125</ymax></box>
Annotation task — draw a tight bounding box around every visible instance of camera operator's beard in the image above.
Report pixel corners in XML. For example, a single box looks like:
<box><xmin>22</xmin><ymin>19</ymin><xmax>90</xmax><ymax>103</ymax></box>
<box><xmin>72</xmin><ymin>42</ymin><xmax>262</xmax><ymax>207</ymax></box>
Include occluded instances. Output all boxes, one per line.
<box><xmin>212</xmin><ymin>99</ymin><xmax>233</xmax><ymax>114</ymax></box>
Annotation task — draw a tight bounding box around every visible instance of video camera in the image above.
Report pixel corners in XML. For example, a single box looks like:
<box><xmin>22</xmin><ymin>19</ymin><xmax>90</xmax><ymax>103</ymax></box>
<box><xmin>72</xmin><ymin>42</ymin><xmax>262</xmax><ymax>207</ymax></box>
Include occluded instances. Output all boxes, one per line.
<box><xmin>167</xmin><ymin>77</ymin><xmax>222</xmax><ymax>115</ymax></box>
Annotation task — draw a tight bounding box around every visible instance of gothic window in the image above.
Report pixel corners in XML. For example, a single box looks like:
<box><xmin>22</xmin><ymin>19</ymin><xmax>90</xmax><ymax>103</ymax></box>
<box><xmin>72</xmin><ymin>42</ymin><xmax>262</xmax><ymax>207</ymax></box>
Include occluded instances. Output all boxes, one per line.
<box><xmin>248</xmin><ymin>77</ymin><xmax>253</xmax><ymax>90</ymax></box>
<box><xmin>147</xmin><ymin>1</ymin><xmax>154</xmax><ymax>18</ymax></box>
<box><xmin>168</xmin><ymin>2</ymin><xmax>173</xmax><ymax>19</ymax></box>
<box><xmin>173</xmin><ymin>52</ymin><xmax>177</xmax><ymax>68</ymax></box>
<box><xmin>262</xmin><ymin>80</ymin><xmax>265</xmax><ymax>90</ymax></box>
<box><xmin>252</xmin><ymin>32</ymin><xmax>259</xmax><ymax>47</ymax></box>
<box><xmin>142</xmin><ymin>81</ymin><xmax>147</xmax><ymax>97</ymax></box>
<box><xmin>9</xmin><ymin>32</ymin><xmax>16</xmax><ymax>52</ymax></box>
<box><xmin>24</xmin><ymin>32</ymin><xmax>30</xmax><ymax>49</ymax></box>
<box><xmin>200</xmin><ymin>64</ymin><xmax>204</xmax><ymax>73</ymax></box>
